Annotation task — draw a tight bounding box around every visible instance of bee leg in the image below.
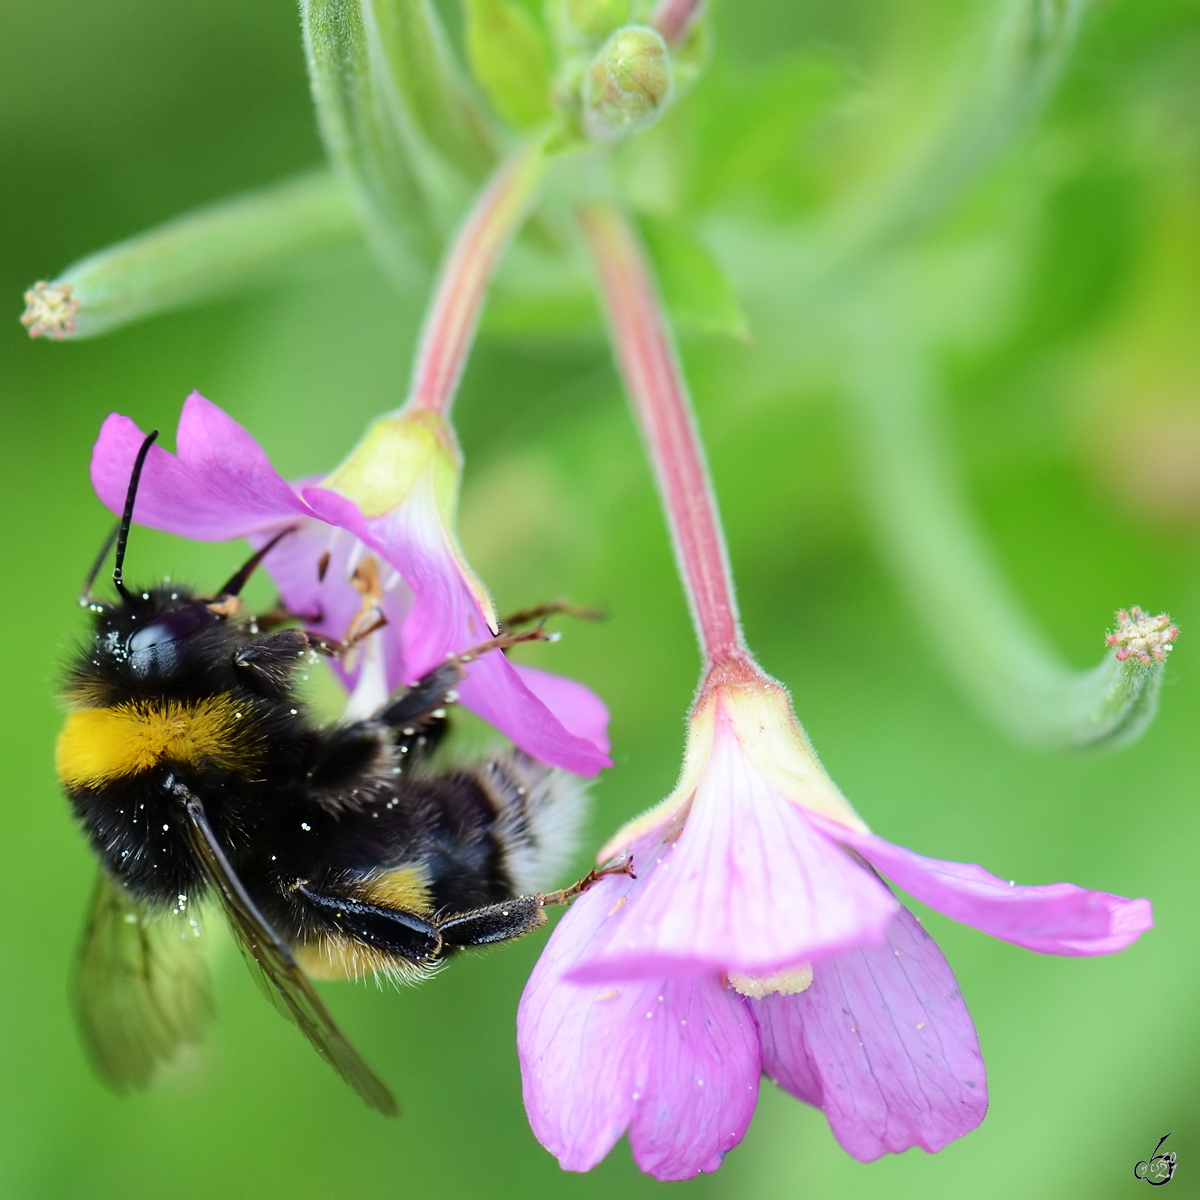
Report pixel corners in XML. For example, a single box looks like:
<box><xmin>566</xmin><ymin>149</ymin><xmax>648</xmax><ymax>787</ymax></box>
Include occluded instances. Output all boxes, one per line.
<box><xmin>376</xmin><ymin>661</ymin><xmax>466</xmax><ymax>733</ymax></box>
<box><xmin>234</xmin><ymin>629</ymin><xmax>313</xmax><ymax>695</ymax></box>
<box><xmin>300</xmin><ymin>613</ymin><xmax>389</xmax><ymax>661</ymax></box>
<box><xmin>539</xmin><ymin>859</ymin><xmax>637</xmax><ymax>907</ymax></box>
<box><xmin>436</xmin><ymin>862</ymin><xmax>635</xmax><ymax>949</ymax></box>
<box><xmin>373</xmin><ymin>626</ymin><xmax>557</xmax><ymax>751</ymax></box>
<box><xmin>306</xmin><ymin>723</ymin><xmax>389</xmax><ymax>789</ymax></box>
<box><xmin>296</xmin><ymin>884</ymin><xmax>443</xmax><ymax>963</ymax></box>
<box><xmin>436</xmin><ymin>897</ymin><xmax>549</xmax><ymax>948</ymax></box>
<box><xmin>499</xmin><ymin>600</ymin><xmax>605</xmax><ymax>633</ymax></box>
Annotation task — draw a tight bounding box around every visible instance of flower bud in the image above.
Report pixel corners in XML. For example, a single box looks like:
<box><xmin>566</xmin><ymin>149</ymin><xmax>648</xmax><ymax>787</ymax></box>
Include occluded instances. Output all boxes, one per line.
<box><xmin>582</xmin><ymin>25</ymin><xmax>672</xmax><ymax>141</ymax></box>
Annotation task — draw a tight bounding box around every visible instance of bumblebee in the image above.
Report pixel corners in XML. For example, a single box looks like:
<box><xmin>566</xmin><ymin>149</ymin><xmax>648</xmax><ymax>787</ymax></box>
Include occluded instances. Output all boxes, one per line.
<box><xmin>56</xmin><ymin>431</ymin><xmax>611</xmax><ymax>1114</ymax></box>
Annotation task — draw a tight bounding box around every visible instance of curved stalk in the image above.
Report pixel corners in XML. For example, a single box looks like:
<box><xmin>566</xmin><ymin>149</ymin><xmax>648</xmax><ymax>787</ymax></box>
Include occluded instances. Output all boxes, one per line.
<box><xmin>404</xmin><ymin>140</ymin><xmax>547</xmax><ymax>416</ymax></box>
<box><xmin>827</xmin><ymin>0</ymin><xmax>1086</xmax><ymax>272</ymax></box>
<box><xmin>579</xmin><ymin>201</ymin><xmax>744</xmax><ymax>667</ymax></box>
<box><xmin>653</xmin><ymin>0</ymin><xmax>705</xmax><ymax>46</ymax></box>
<box><xmin>20</xmin><ymin>171</ymin><xmax>358</xmax><ymax>341</ymax></box>
<box><xmin>847</xmin><ymin>317</ymin><xmax>1176</xmax><ymax>752</ymax></box>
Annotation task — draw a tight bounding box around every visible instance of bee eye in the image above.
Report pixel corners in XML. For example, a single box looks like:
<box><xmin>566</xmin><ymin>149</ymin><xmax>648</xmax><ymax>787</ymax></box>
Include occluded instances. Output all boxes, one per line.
<box><xmin>126</xmin><ymin>608</ymin><xmax>212</xmax><ymax>675</ymax></box>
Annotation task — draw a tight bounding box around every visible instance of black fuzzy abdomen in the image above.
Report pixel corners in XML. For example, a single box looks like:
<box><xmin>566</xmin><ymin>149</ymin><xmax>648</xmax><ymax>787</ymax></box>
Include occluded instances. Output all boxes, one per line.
<box><xmin>250</xmin><ymin>769</ymin><xmax>515</xmax><ymax>932</ymax></box>
<box><xmin>68</xmin><ymin>774</ymin><xmax>207</xmax><ymax>902</ymax></box>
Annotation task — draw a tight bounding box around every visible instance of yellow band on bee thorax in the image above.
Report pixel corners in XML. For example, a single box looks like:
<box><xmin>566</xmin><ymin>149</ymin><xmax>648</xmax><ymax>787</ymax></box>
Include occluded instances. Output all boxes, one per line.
<box><xmin>56</xmin><ymin>694</ymin><xmax>258</xmax><ymax>788</ymax></box>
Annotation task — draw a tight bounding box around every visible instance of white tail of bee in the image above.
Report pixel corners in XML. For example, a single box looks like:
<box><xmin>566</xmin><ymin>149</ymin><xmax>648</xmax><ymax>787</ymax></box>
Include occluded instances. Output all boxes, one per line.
<box><xmin>477</xmin><ymin>753</ymin><xmax>592</xmax><ymax>894</ymax></box>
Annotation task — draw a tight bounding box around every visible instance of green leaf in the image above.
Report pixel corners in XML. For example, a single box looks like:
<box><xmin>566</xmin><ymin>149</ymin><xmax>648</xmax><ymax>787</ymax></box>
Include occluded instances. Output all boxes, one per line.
<box><xmin>367</xmin><ymin>0</ymin><xmax>497</xmax><ymax>181</ymax></box>
<box><xmin>464</xmin><ymin>0</ymin><xmax>554</xmax><ymax>129</ymax></box>
<box><xmin>302</xmin><ymin>0</ymin><xmax>440</xmax><ymax>276</ymax></box>
<box><xmin>637</xmin><ymin>214</ymin><xmax>749</xmax><ymax>340</ymax></box>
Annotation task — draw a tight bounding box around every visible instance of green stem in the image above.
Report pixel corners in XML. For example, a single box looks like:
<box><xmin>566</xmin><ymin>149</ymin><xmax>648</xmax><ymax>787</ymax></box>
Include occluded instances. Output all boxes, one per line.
<box><xmin>365</xmin><ymin>0</ymin><xmax>496</xmax><ymax>183</ymax></box>
<box><xmin>302</xmin><ymin>0</ymin><xmax>442</xmax><ymax>277</ymax></box>
<box><xmin>653</xmin><ymin>0</ymin><xmax>705</xmax><ymax>46</ymax></box>
<box><xmin>404</xmin><ymin>140</ymin><xmax>547</xmax><ymax>415</ymax></box>
<box><xmin>580</xmin><ymin>201</ymin><xmax>744</xmax><ymax>666</ymax></box>
<box><xmin>847</xmin><ymin>316</ymin><xmax>1174</xmax><ymax>752</ymax></box>
<box><xmin>20</xmin><ymin>170</ymin><xmax>358</xmax><ymax>341</ymax></box>
<box><xmin>824</xmin><ymin>0</ymin><xmax>1086</xmax><ymax>278</ymax></box>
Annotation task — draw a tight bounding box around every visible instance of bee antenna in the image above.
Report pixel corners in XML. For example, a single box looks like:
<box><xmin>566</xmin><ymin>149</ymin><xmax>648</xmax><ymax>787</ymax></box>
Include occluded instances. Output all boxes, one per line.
<box><xmin>216</xmin><ymin>526</ymin><xmax>296</xmax><ymax>598</ymax></box>
<box><xmin>112</xmin><ymin>429</ymin><xmax>160</xmax><ymax>604</ymax></box>
<box><xmin>79</xmin><ymin>521</ymin><xmax>120</xmax><ymax>607</ymax></box>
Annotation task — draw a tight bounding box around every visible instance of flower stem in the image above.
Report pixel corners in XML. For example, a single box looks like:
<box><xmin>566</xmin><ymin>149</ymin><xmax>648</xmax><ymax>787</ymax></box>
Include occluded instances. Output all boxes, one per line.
<box><xmin>847</xmin><ymin>316</ymin><xmax>1176</xmax><ymax>752</ymax></box>
<box><xmin>653</xmin><ymin>0</ymin><xmax>704</xmax><ymax>46</ymax></box>
<box><xmin>405</xmin><ymin>140</ymin><xmax>547</xmax><ymax>416</ymax></box>
<box><xmin>816</xmin><ymin>0</ymin><xmax>1085</xmax><ymax>276</ymax></box>
<box><xmin>20</xmin><ymin>171</ymin><xmax>358</xmax><ymax>341</ymax></box>
<box><xmin>579</xmin><ymin>202</ymin><xmax>744</xmax><ymax>666</ymax></box>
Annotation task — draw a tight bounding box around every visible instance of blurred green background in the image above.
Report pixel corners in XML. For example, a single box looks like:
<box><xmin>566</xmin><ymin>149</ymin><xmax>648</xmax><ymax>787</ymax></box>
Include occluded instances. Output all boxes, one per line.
<box><xmin>4</xmin><ymin>0</ymin><xmax>1200</xmax><ymax>1196</ymax></box>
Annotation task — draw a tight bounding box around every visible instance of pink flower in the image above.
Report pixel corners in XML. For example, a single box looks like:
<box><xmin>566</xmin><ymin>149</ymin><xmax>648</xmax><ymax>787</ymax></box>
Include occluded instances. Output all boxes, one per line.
<box><xmin>518</xmin><ymin>655</ymin><xmax>1151</xmax><ymax>1178</ymax></box>
<box><xmin>89</xmin><ymin>391</ymin><xmax>611</xmax><ymax>775</ymax></box>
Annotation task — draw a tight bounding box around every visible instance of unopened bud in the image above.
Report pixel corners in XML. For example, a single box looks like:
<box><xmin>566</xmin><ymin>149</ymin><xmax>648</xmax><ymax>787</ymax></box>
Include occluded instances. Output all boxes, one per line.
<box><xmin>582</xmin><ymin>25</ymin><xmax>672</xmax><ymax>141</ymax></box>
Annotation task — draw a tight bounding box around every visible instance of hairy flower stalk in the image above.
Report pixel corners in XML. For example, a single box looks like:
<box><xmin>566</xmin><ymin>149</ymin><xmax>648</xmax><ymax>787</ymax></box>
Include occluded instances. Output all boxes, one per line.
<box><xmin>407</xmin><ymin>138</ymin><xmax>546</xmax><ymax>414</ymax></box>
<box><xmin>578</xmin><ymin>203</ymin><xmax>740</xmax><ymax>663</ymax></box>
<box><xmin>652</xmin><ymin>0</ymin><xmax>704</xmax><ymax>46</ymax></box>
<box><xmin>516</xmin><ymin>204</ymin><xmax>1153</xmax><ymax>1178</ymax></box>
<box><xmin>21</xmin><ymin>172</ymin><xmax>358</xmax><ymax>341</ymax></box>
<box><xmin>90</xmin><ymin>145</ymin><xmax>607</xmax><ymax>776</ymax></box>
<box><xmin>847</xmin><ymin>323</ymin><xmax>1178</xmax><ymax>751</ymax></box>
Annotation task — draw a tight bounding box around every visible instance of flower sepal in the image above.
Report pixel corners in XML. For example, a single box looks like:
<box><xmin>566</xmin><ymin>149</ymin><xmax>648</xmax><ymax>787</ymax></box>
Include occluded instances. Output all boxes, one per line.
<box><xmin>600</xmin><ymin>653</ymin><xmax>868</xmax><ymax>861</ymax></box>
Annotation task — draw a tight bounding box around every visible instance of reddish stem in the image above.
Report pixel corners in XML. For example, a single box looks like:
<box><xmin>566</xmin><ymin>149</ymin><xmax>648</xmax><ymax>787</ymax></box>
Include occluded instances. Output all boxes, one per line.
<box><xmin>579</xmin><ymin>203</ymin><xmax>743</xmax><ymax>666</ymax></box>
<box><xmin>653</xmin><ymin>0</ymin><xmax>705</xmax><ymax>45</ymax></box>
<box><xmin>406</xmin><ymin>141</ymin><xmax>545</xmax><ymax>415</ymax></box>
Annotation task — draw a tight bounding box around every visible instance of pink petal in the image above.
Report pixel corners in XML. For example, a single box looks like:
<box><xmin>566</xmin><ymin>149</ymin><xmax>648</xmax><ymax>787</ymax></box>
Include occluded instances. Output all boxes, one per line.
<box><xmin>90</xmin><ymin>399</ymin><xmax>613</xmax><ymax>776</ymax></box>
<box><xmin>757</xmin><ymin>905</ymin><xmax>987</xmax><ymax>1161</ymax></box>
<box><xmin>91</xmin><ymin>394</ymin><xmax>312</xmax><ymax>539</ymax></box>
<box><xmin>573</xmin><ymin>721</ymin><xmax>896</xmax><ymax>980</ymax></box>
<box><xmin>627</xmin><ymin>975</ymin><xmax>760</xmax><ymax>1180</ymax></box>
<box><xmin>807</xmin><ymin>814</ymin><xmax>1153</xmax><ymax>956</ymax></box>
<box><xmin>459</xmin><ymin>654</ymin><xmax>611</xmax><ymax>776</ymax></box>
<box><xmin>305</xmin><ymin>479</ymin><xmax>494</xmax><ymax>678</ymax></box>
<box><xmin>519</xmin><ymin>867</ymin><xmax>760</xmax><ymax>1181</ymax></box>
<box><xmin>305</xmin><ymin>482</ymin><xmax>612</xmax><ymax>776</ymax></box>
<box><xmin>248</xmin><ymin>520</ymin><xmax>391</xmax><ymax>679</ymax></box>
<box><xmin>513</xmin><ymin>665</ymin><xmax>612</xmax><ymax>755</ymax></box>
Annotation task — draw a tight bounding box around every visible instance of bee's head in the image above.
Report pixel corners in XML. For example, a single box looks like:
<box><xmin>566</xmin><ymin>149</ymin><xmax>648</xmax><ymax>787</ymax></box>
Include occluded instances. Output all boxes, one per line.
<box><xmin>76</xmin><ymin>428</ymin><xmax>292</xmax><ymax>690</ymax></box>
<box><xmin>90</xmin><ymin>588</ymin><xmax>224</xmax><ymax>682</ymax></box>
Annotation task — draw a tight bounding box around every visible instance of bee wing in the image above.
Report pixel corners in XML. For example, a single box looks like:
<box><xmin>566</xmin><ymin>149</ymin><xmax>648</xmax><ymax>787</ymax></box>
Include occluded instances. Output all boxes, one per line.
<box><xmin>175</xmin><ymin>785</ymin><xmax>398</xmax><ymax>1116</ymax></box>
<box><xmin>74</xmin><ymin>868</ymin><xmax>212</xmax><ymax>1089</ymax></box>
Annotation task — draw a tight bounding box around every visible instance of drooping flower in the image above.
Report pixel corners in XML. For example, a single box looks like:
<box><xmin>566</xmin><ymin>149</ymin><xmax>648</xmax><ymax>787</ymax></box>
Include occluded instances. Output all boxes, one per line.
<box><xmin>89</xmin><ymin>390</ymin><xmax>611</xmax><ymax>776</ymax></box>
<box><xmin>518</xmin><ymin>652</ymin><xmax>1152</xmax><ymax>1178</ymax></box>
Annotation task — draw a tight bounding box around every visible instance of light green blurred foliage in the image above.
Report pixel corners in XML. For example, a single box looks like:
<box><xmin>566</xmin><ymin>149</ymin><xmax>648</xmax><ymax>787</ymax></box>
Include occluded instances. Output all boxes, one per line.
<box><xmin>3</xmin><ymin>1</ymin><xmax>1200</xmax><ymax>1198</ymax></box>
